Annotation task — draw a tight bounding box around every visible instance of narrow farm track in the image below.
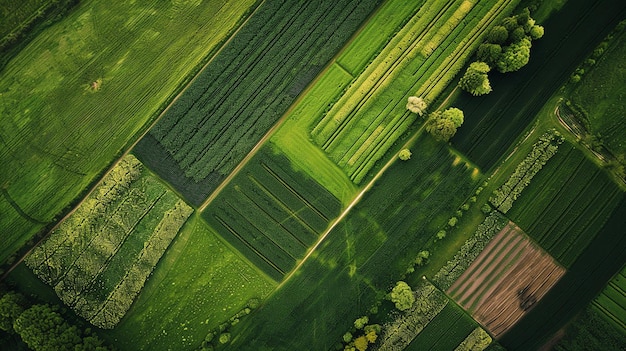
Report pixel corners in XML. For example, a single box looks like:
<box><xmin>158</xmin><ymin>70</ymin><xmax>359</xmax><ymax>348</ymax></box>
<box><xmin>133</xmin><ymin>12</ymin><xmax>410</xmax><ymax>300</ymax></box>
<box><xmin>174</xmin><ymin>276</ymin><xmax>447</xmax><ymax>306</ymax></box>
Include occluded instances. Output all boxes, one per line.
<box><xmin>0</xmin><ymin>2</ymin><xmax>267</xmax><ymax>282</ymax></box>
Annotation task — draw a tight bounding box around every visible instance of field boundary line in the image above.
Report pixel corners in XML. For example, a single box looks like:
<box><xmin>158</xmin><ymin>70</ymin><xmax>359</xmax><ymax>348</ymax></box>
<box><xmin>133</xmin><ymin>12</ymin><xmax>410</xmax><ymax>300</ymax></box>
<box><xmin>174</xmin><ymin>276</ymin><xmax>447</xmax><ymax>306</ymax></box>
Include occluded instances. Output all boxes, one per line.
<box><xmin>0</xmin><ymin>1</ymin><xmax>266</xmax><ymax>282</ymax></box>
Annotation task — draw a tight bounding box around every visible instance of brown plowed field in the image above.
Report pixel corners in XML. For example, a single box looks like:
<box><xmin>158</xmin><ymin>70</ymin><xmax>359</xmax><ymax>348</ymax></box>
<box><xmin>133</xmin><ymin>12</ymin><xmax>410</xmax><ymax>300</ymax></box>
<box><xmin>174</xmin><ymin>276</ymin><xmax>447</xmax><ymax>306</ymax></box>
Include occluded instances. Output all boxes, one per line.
<box><xmin>447</xmin><ymin>221</ymin><xmax>566</xmax><ymax>338</ymax></box>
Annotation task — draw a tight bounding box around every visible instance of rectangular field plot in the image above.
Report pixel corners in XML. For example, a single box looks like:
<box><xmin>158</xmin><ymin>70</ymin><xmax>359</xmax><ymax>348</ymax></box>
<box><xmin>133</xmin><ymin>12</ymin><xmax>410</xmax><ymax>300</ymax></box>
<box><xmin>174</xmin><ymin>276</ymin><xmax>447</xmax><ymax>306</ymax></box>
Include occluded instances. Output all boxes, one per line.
<box><xmin>506</xmin><ymin>141</ymin><xmax>624</xmax><ymax>267</ymax></box>
<box><xmin>448</xmin><ymin>222</ymin><xmax>566</xmax><ymax>338</ymax></box>
<box><xmin>135</xmin><ymin>0</ymin><xmax>382</xmax><ymax>204</ymax></box>
<box><xmin>593</xmin><ymin>265</ymin><xmax>626</xmax><ymax>331</ymax></box>
<box><xmin>202</xmin><ymin>147</ymin><xmax>342</xmax><ymax>281</ymax></box>
<box><xmin>25</xmin><ymin>155</ymin><xmax>193</xmax><ymax>329</ymax></box>
<box><xmin>311</xmin><ymin>0</ymin><xmax>519</xmax><ymax>183</ymax></box>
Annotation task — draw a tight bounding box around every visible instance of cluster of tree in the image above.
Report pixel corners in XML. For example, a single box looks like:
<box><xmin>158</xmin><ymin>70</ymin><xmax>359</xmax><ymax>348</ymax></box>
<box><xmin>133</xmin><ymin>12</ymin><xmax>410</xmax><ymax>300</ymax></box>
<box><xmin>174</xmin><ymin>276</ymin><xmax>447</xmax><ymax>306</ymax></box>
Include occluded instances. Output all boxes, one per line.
<box><xmin>490</xmin><ymin>129</ymin><xmax>563</xmax><ymax>213</ymax></box>
<box><xmin>199</xmin><ymin>298</ymin><xmax>260</xmax><ymax>351</ymax></box>
<box><xmin>459</xmin><ymin>8</ymin><xmax>544</xmax><ymax>95</ymax></box>
<box><xmin>425</xmin><ymin>107</ymin><xmax>464</xmax><ymax>142</ymax></box>
<box><xmin>340</xmin><ymin>317</ymin><xmax>381</xmax><ymax>351</ymax></box>
<box><xmin>0</xmin><ymin>288</ymin><xmax>112</xmax><ymax>351</ymax></box>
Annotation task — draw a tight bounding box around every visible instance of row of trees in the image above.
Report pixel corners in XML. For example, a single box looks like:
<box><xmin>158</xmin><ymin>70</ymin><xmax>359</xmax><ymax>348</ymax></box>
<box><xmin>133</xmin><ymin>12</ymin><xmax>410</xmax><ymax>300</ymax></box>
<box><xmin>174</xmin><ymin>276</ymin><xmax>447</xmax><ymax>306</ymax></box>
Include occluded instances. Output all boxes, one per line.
<box><xmin>459</xmin><ymin>8</ymin><xmax>545</xmax><ymax>96</ymax></box>
<box><xmin>0</xmin><ymin>288</ymin><xmax>111</xmax><ymax>350</ymax></box>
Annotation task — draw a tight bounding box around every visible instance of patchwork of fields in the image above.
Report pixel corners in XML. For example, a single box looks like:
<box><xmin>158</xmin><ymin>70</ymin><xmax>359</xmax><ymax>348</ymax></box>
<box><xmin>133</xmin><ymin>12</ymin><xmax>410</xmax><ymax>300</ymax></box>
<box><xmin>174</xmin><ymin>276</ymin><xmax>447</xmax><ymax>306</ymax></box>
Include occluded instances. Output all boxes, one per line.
<box><xmin>311</xmin><ymin>0</ymin><xmax>519</xmax><ymax>183</ymax></box>
<box><xmin>25</xmin><ymin>155</ymin><xmax>193</xmax><ymax>329</ymax></box>
<box><xmin>202</xmin><ymin>147</ymin><xmax>342</xmax><ymax>281</ymax></box>
<box><xmin>3</xmin><ymin>0</ymin><xmax>626</xmax><ymax>350</ymax></box>
<box><xmin>134</xmin><ymin>0</ymin><xmax>383</xmax><ymax>205</ymax></box>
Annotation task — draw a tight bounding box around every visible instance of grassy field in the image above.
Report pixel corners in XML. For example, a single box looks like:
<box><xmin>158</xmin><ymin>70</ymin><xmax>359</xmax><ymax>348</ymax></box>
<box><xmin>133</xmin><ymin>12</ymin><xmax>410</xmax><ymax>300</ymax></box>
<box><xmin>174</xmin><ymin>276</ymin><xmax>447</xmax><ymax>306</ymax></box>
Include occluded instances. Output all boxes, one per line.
<box><xmin>593</xmin><ymin>265</ymin><xmax>626</xmax><ymax>331</ymax></box>
<box><xmin>24</xmin><ymin>155</ymin><xmax>193</xmax><ymax>329</ymax></box>
<box><xmin>311</xmin><ymin>0</ymin><xmax>518</xmax><ymax>183</ymax></box>
<box><xmin>202</xmin><ymin>146</ymin><xmax>342</xmax><ymax>281</ymax></box>
<box><xmin>570</xmin><ymin>28</ymin><xmax>626</xmax><ymax>160</ymax></box>
<box><xmin>405</xmin><ymin>302</ymin><xmax>478</xmax><ymax>351</ymax></box>
<box><xmin>134</xmin><ymin>0</ymin><xmax>383</xmax><ymax>205</ymax></box>
<box><xmin>105</xmin><ymin>214</ymin><xmax>276</xmax><ymax>350</ymax></box>
<box><xmin>225</xmin><ymin>133</ymin><xmax>480</xmax><ymax>350</ymax></box>
<box><xmin>506</xmin><ymin>141</ymin><xmax>623</xmax><ymax>267</ymax></box>
<box><xmin>0</xmin><ymin>0</ymin><xmax>258</xmax><ymax>264</ymax></box>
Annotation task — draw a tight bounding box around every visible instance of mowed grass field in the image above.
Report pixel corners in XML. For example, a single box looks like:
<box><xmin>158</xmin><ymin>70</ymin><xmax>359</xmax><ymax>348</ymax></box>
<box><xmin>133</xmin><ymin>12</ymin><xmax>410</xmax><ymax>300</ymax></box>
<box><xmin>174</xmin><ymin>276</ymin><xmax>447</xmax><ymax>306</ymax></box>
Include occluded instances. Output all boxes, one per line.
<box><xmin>202</xmin><ymin>147</ymin><xmax>342</xmax><ymax>281</ymax></box>
<box><xmin>226</xmin><ymin>133</ymin><xmax>481</xmax><ymax>350</ymax></box>
<box><xmin>134</xmin><ymin>0</ymin><xmax>383</xmax><ymax>205</ymax></box>
<box><xmin>593</xmin><ymin>265</ymin><xmax>626</xmax><ymax>332</ymax></box>
<box><xmin>106</xmin><ymin>214</ymin><xmax>276</xmax><ymax>350</ymax></box>
<box><xmin>506</xmin><ymin>141</ymin><xmax>623</xmax><ymax>267</ymax></box>
<box><xmin>571</xmin><ymin>28</ymin><xmax>626</xmax><ymax>159</ymax></box>
<box><xmin>0</xmin><ymin>0</ymin><xmax>258</xmax><ymax>263</ymax></box>
<box><xmin>311</xmin><ymin>0</ymin><xmax>519</xmax><ymax>183</ymax></box>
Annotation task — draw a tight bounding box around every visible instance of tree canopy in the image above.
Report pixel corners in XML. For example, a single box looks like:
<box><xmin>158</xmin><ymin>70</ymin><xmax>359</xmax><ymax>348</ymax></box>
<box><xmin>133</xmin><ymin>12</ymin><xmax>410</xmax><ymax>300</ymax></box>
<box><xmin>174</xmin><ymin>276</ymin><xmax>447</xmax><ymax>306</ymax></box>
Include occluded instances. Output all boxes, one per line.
<box><xmin>425</xmin><ymin>108</ymin><xmax>465</xmax><ymax>141</ymax></box>
<box><xmin>390</xmin><ymin>281</ymin><xmax>415</xmax><ymax>311</ymax></box>
<box><xmin>496</xmin><ymin>38</ymin><xmax>531</xmax><ymax>73</ymax></box>
<box><xmin>459</xmin><ymin>61</ymin><xmax>492</xmax><ymax>96</ymax></box>
<box><xmin>0</xmin><ymin>291</ymin><xmax>27</xmax><ymax>333</ymax></box>
<box><xmin>398</xmin><ymin>149</ymin><xmax>412</xmax><ymax>161</ymax></box>
<box><xmin>406</xmin><ymin>96</ymin><xmax>427</xmax><ymax>116</ymax></box>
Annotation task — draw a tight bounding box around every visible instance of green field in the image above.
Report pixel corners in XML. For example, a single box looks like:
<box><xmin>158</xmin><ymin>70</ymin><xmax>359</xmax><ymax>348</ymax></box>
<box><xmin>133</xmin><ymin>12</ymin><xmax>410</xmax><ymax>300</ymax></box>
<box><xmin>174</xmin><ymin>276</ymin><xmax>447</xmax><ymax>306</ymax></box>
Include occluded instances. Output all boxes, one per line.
<box><xmin>24</xmin><ymin>155</ymin><xmax>193</xmax><ymax>328</ymax></box>
<box><xmin>202</xmin><ymin>147</ymin><xmax>342</xmax><ymax>281</ymax></box>
<box><xmin>106</xmin><ymin>214</ymin><xmax>276</xmax><ymax>350</ymax></box>
<box><xmin>570</xmin><ymin>28</ymin><xmax>626</xmax><ymax>160</ymax></box>
<box><xmin>311</xmin><ymin>0</ymin><xmax>519</xmax><ymax>183</ymax></box>
<box><xmin>506</xmin><ymin>141</ymin><xmax>623</xmax><ymax>267</ymax></box>
<box><xmin>0</xmin><ymin>0</ymin><xmax>50</xmax><ymax>38</ymax></box>
<box><xmin>0</xmin><ymin>0</ymin><xmax>257</xmax><ymax>264</ymax></box>
<box><xmin>593</xmin><ymin>265</ymin><xmax>626</xmax><ymax>331</ymax></box>
<box><xmin>226</xmin><ymin>133</ymin><xmax>480</xmax><ymax>350</ymax></box>
<box><xmin>405</xmin><ymin>302</ymin><xmax>477</xmax><ymax>351</ymax></box>
<box><xmin>134</xmin><ymin>0</ymin><xmax>383</xmax><ymax>205</ymax></box>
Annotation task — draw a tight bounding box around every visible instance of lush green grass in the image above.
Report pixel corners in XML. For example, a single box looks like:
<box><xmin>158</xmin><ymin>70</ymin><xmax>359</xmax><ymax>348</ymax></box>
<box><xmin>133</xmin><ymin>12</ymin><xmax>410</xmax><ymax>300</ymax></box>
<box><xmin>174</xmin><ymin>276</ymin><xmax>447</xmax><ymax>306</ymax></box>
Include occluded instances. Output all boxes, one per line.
<box><xmin>554</xmin><ymin>306</ymin><xmax>626</xmax><ymax>351</ymax></box>
<box><xmin>0</xmin><ymin>0</ymin><xmax>258</xmax><ymax>264</ymax></box>
<box><xmin>571</xmin><ymin>28</ymin><xmax>626</xmax><ymax>160</ymax></box>
<box><xmin>136</xmin><ymin>0</ymin><xmax>383</xmax><ymax>204</ymax></box>
<box><xmin>507</xmin><ymin>141</ymin><xmax>623</xmax><ymax>267</ymax></box>
<box><xmin>202</xmin><ymin>147</ymin><xmax>342</xmax><ymax>281</ymax></box>
<box><xmin>105</xmin><ymin>214</ymin><xmax>276</xmax><ymax>350</ymax></box>
<box><xmin>312</xmin><ymin>0</ymin><xmax>519</xmax><ymax>183</ymax></box>
<box><xmin>270</xmin><ymin>63</ymin><xmax>357</xmax><ymax>205</ymax></box>
<box><xmin>24</xmin><ymin>155</ymin><xmax>193</xmax><ymax>328</ymax></box>
<box><xmin>226</xmin><ymin>134</ymin><xmax>480</xmax><ymax>350</ymax></box>
<box><xmin>593</xmin><ymin>266</ymin><xmax>626</xmax><ymax>331</ymax></box>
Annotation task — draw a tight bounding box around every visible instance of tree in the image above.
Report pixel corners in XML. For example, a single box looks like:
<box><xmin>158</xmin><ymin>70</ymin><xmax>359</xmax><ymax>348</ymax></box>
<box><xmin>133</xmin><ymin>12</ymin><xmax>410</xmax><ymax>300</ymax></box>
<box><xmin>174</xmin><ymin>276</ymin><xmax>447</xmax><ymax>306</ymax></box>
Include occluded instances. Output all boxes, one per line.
<box><xmin>343</xmin><ymin>332</ymin><xmax>353</xmax><ymax>343</ymax></box>
<box><xmin>476</xmin><ymin>43</ymin><xmax>502</xmax><ymax>67</ymax></box>
<box><xmin>425</xmin><ymin>107</ymin><xmax>464</xmax><ymax>142</ymax></box>
<box><xmin>529</xmin><ymin>25</ymin><xmax>544</xmax><ymax>40</ymax></box>
<box><xmin>390</xmin><ymin>281</ymin><xmax>415</xmax><ymax>311</ymax></box>
<box><xmin>0</xmin><ymin>291</ymin><xmax>27</xmax><ymax>333</ymax></box>
<box><xmin>13</xmin><ymin>304</ymin><xmax>82</xmax><ymax>351</ymax></box>
<box><xmin>398</xmin><ymin>149</ymin><xmax>412</xmax><ymax>161</ymax></box>
<box><xmin>496</xmin><ymin>38</ymin><xmax>531</xmax><ymax>73</ymax></box>
<box><xmin>406</xmin><ymin>96</ymin><xmax>427</xmax><ymax>116</ymax></box>
<box><xmin>459</xmin><ymin>62</ymin><xmax>492</xmax><ymax>96</ymax></box>
<box><xmin>510</xmin><ymin>26</ymin><xmax>527</xmax><ymax>42</ymax></box>
<box><xmin>219</xmin><ymin>333</ymin><xmax>231</xmax><ymax>344</ymax></box>
<box><xmin>354</xmin><ymin>316</ymin><xmax>369</xmax><ymax>329</ymax></box>
<box><xmin>354</xmin><ymin>336</ymin><xmax>369</xmax><ymax>351</ymax></box>
<box><xmin>487</xmin><ymin>25</ymin><xmax>508</xmax><ymax>44</ymax></box>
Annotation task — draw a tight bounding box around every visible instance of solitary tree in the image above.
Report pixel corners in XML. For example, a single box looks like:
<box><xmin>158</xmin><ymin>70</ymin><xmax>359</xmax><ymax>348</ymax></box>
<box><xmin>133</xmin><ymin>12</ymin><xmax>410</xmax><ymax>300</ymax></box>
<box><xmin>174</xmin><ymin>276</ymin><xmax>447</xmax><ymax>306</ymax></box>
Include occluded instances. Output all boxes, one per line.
<box><xmin>459</xmin><ymin>62</ymin><xmax>492</xmax><ymax>96</ymax></box>
<box><xmin>398</xmin><ymin>149</ymin><xmax>412</xmax><ymax>161</ymax></box>
<box><xmin>390</xmin><ymin>281</ymin><xmax>415</xmax><ymax>311</ymax></box>
<box><xmin>406</xmin><ymin>96</ymin><xmax>427</xmax><ymax>116</ymax></box>
<box><xmin>426</xmin><ymin>108</ymin><xmax>464</xmax><ymax>141</ymax></box>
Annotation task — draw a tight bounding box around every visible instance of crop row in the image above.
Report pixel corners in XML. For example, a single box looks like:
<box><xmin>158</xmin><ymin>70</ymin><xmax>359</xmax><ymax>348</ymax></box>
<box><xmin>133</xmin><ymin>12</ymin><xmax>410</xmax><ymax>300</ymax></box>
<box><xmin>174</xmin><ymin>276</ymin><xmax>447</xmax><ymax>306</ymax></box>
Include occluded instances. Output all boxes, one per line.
<box><xmin>506</xmin><ymin>141</ymin><xmax>623</xmax><ymax>267</ymax></box>
<box><xmin>453</xmin><ymin>327</ymin><xmax>492</xmax><ymax>351</ymax></box>
<box><xmin>25</xmin><ymin>156</ymin><xmax>193</xmax><ymax>328</ymax></box>
<box><xmin>202</xmin><ymin>147</ymin><xmax>341</xmax><ymax>281</ymax></box>
<box><xmin>490</xmin><ymin>129</ymin><xmax>564</xmax><ymax>213</ymax></box>
<box><xmin>405</xmin><ymin>302</ymin><xmax>477</xmax><ymax>351</ymax></box>
<box><xmin>140</xmin><ymin>0</ymin><xmax>382</xmax><ymax>201</ymax></box>
<box><xmin>593</xmin><ymin>266</ymin><xmax>626</xmax><ymax>331</ymax></box>
<box><xmin>433</xmin><ymin>212</ymin><xmax>509</xmax><ymax>290</ymax></box>
<box><xmin>311</xmin><ymin>0</ymin><xmax>518</xmax><ymax>183</ymax></box>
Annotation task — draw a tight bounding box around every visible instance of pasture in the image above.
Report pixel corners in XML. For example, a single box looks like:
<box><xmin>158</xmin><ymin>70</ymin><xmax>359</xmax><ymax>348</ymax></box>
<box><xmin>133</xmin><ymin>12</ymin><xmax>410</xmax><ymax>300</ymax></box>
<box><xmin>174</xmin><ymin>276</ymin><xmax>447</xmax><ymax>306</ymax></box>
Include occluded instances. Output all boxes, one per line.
<box><xmin>106</xmin><ymin>214</ymin><xmax>276</xmax><ymax>350</ymax></box>
<box><xmin>0</xmin><ymin>0</ymin><xmax>258</xmax><ymax>264</ymax></box>
<box><xmin>25</xmin><ymin>155</ymin><xmax>193</xmax><ymax>329</ymax></box>
<box><xmin>225</xmin><ymin>133</ymin><xmax>480</xmax><ymax>350</ymax></box>
<box><xmin>506</xmin><ymin>141</ymin><xmax>623</xmax><ymax>267</ymax></box>
<box><xmin>311</xmin><ymin>0</ymin><xmax>519</xmax><ymax>183</ymax></box>
<box><xmin>136</xmin><ymin>0</ymin><xmax>383</xmax><ymax>204</ymax></box>
<box><xmin>202</xmin><ymin>147</ymin><xmax>342</xmax><ymax>281</ymax></box>
<box><xmin>570</xmin><ymin>28</ymin><xmax>626</xmax><ymax>160</ymax></box>
<box><xmin>448</xmin><ymin>222</ymin><xmax>565</xmax><ymax>338</ymax></box>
